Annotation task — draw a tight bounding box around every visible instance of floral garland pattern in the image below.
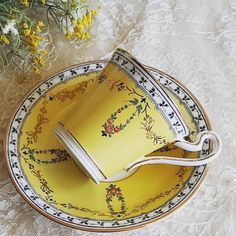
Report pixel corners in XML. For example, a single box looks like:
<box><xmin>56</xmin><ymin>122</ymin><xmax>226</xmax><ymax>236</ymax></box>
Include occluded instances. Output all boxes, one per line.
<box><xmin>99</xmin><ymin>74</ymin><xmax>166</xmax><ymax>144</ymax></box>
<box><xmin>141</xmin><ymin>115</ymin><xmax>167</xmax><ymax>145</ymax></box>
<box><xmin>101</xmin><ymin>97</ymin><xmax>150</xmax><ymax>137</ymax></box>
<box><xmin>25</xmin><ymin>80</ymin><xmax>91</xmax><ymax>146</ymax></box>
<box><xmin>53</xmin><ymin>202</ymin><xmax>111</xmax><ymax>218</ymax></box>
<box><xmin>21</xmin><ymin>148</ymin><xmax>70</xmax><ymax>165</ymax></box>
<box><xmin>21</xmin><ymin>149</ymin><xmax>113</xmax><ymax>217</ymax></box>
<box><xmin>25</xmin><ymin>100</ymin><xmax>49</xmax><ymax>146</ymax></box>
<box><xmin>22</xmin><ymin>156</ymin><xmax>55</xmax><ymax>203</ymax></box>
<box><xmin>105</xmin><ymin>184</ymin><xmax>126</xmax><ymax>217</ymax></box>
<box><xmin>50</xmin><ymin>80</ymin><xmax>93</xmax><ymax>102</ymax></box>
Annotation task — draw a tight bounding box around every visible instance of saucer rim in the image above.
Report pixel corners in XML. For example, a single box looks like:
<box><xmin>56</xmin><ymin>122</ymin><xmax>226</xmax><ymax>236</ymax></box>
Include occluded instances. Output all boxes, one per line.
<box><xmin>3</xmin><ymin>60</ymin><xmax>211</xmax><ymax>232</ymax></box>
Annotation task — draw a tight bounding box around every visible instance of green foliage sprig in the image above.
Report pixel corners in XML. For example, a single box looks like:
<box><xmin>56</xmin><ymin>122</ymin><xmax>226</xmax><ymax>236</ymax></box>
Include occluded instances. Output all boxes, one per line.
<box><xmin>0</xmin><ymin>0</ymin><xmax>100</xmax><ymax>75</ymax></box>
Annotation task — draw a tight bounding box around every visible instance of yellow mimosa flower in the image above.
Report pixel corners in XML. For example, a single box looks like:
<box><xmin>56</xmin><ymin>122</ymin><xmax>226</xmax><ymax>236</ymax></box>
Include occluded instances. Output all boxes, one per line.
<box><xmin>23</xmin><ymin>22</ymin><xmax>29</xmax><ymax>29</ymax></box>
<box><xmin>81</xmin><ymin>14</ymin><xmax>89</xmax><ymax>29</ymax></box>
<box><xmin>31</xmin><ymin>40</ymin><xmax>39</xmax><ymax>48</ymax></box>
<box><xmin>32</xmin><ymin>56</ymin><xmax>39</xmax><ymax>63</ymax></box>
<box><xmin>39</xmin><ymin>50</ymin><xmax>48</xmax><ymax>56</ymax></box>
<box><xmin>23</xmin><ymin>29</ymin><xmax>31</xmax><ymax>36</ymax></box>
<box><xmin>35</xmin><ymin>25</ymin><xmax>41</xmax><ymax>32</ymax></box>
<box><xmin>33</xmin><ymin>67</ymin><xmax>40</xmax><ymax>74</ymax></box>
<box><xmin>20</xmin><ymin>0</ymin><xmax>29</xmax><ymax>7</ymax></box>
<box><xmin>74</xmin><ymin>31</ymin><xmax>82</xmax><ymax>39</ymax></box>
<box><xmin>38</xmin><ymin>57</ymin><xmax>45</xmax><ymax>66</ymax></box>
<box><xmin>65</xmin><ymin>27</ymin><xmax>72</xmax><ymax>39</ymax></box>
<box><xmin>38</xmin><ymin>21</ymin><xmax>45</xmax><ymax>27</ymax></box>
<box><xmin>86</xmin><ymin>12</ymin><xmax>92</xmax><ymax>27</ymax></box>
<box><xmin>76</xmin><ymin>21</ymin><xmax>84</xmax><ymax>32</ymax></box>
<box><xmin>92</xmin><ymin>9</ymin><xmax>98</xmax><ymax>16</ymax></box>
<box><xmin>71</xmin><ymin>18</ymin><xmax>77</xmax><ymax>27</ymax></box>
<box><xmin>0</xmin><ymin>35</ymin><xmax>10</xmax><ymax>44</ymax></box>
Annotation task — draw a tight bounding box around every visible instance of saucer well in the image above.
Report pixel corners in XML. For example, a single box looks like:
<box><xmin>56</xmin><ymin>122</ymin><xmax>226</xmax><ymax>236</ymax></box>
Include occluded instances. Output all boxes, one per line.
<box><xmin>4</xmin><ymin>61</ymin><xmax>211</xmax><ymax>232</ymax></box>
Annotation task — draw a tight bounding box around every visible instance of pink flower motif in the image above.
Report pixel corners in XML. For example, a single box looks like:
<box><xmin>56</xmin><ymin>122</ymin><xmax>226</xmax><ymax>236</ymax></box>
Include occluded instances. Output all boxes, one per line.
<box><xmin>114</xmin><ymin>126</ymin><xmax>120</xmax><ymax>133</ymax></box>
<box><xmin>105</xmin><ymin>124</ymin><xmax>114</xmax><ymax>133</ymax></box>
<box><xmin>110</xmin><ymin>188</ymin><xmax>117</xmax><ymax>195</ymax></box>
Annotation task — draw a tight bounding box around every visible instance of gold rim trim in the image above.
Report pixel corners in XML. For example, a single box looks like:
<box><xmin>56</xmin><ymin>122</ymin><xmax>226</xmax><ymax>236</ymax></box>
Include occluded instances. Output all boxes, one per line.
<box><xmin>3</xmin><ymin>60</ymin><xmax>212</xmax><ymax>232</ymax></box>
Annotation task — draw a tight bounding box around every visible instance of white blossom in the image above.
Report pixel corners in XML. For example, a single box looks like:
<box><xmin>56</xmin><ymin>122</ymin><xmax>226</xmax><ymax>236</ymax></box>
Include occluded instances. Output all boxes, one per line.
<box><xmin>1</xmin><ymin>20</ymin><xmax>18</xmax><ymax>35</ymax></box>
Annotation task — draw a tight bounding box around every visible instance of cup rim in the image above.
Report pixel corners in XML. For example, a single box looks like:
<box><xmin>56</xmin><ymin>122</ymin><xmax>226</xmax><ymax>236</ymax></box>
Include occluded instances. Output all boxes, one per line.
<box><xmin>113</xmin><ymin>48</ymin><xmax>189</xmax><ymax>140</ymax></box>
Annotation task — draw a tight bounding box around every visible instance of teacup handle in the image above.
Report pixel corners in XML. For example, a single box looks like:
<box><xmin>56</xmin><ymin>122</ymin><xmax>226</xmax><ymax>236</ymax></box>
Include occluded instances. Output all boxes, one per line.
<box><xmin>126</xmin><ymin>131</ymin><xmax>222</xmax><ymax>172</ymax></box>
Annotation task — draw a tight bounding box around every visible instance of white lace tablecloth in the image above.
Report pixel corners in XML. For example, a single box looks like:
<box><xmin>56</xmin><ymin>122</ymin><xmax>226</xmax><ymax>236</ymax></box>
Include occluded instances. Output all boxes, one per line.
<box><xmin>1</xmin><ymin>1</ymin><xmax>236</xmax><ymax>235</ymax></box>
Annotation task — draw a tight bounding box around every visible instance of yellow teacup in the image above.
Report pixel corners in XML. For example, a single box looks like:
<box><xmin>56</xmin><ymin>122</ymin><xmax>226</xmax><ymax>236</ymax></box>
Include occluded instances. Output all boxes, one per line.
<box><xmin>55</xmin><ymin>49</ymin><xmax>221</xmax><ymax>184</ymax></box>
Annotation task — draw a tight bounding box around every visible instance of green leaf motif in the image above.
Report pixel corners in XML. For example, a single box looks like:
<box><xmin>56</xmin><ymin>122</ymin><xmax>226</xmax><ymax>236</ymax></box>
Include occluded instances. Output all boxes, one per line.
<box><xmin>136</xmin><ymin>104</ymin><xmax>143</xmax><ymax>114</ymax></box>
<box><xmin>28</xmin><ymin>149</ymin><xmax>35</xmax><ymax>161</ymax></box>
<box><xmin>129</xmin><ymin>98</ymin><xmax>138</xmax><ymax>105</ymax></box>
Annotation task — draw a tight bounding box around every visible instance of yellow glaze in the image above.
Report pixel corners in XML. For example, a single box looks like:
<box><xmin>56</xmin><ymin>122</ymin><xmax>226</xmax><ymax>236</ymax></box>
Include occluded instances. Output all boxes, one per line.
<box><xmin>62</xmin><ymin>63</ymin><xmax>175</xmax><ymax>177</ymax></box>
<box><xmin>19</xmin><ymin>71</ymin><xmax>198</xmax><ymax>220</ymax></box>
